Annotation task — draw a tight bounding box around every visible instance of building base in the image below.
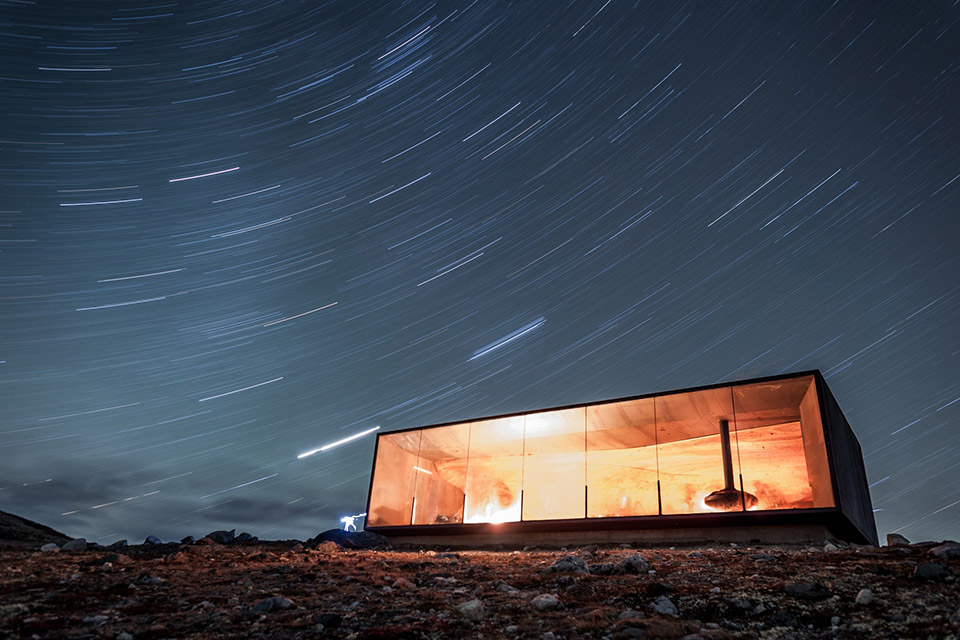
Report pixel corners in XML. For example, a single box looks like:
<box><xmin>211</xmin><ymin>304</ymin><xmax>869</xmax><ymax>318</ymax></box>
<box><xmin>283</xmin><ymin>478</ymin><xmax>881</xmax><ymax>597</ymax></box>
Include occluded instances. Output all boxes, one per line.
<box><xmin>380</xmin><ymin>523</ymin><xmax>840</xmax><ymax>549</ymax></box>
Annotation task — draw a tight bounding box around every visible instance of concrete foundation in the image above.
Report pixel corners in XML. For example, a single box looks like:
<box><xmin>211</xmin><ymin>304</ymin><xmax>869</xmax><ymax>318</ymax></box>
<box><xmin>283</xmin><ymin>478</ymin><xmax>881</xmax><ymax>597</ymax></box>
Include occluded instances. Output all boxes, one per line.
<box><xmin>381</xmin><ymin>523</ymin><xmax>837</xmax><ymax>548</ymax></box>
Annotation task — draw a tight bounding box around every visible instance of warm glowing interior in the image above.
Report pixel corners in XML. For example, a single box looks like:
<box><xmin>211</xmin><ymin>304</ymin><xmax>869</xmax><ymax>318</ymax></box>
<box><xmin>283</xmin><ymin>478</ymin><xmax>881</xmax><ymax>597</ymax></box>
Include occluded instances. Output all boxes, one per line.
<box><xmin>366</xmin><ymin>375</ymin><xmax>835</xmax><ymax>526</ymax></box>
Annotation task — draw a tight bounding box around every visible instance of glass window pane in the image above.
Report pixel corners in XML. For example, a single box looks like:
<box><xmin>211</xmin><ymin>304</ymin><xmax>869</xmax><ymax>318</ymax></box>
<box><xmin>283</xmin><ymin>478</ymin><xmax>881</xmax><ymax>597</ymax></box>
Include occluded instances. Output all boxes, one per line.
<box><xmin>367</xmin><ymin>431</ymin><xmax>421</xmax><ymax>526</ymax></box>
<box><xmin>464</xmin><ymin>417</ymin><xmax>524</xmax><ymax>523</ymax></box>
<box><xmin>522</xmin><ymin>407</ymin><xmax>585</xmax><ymax>521</ymax></box>
<box><xmin>657</xmin><ymin>387</ymin><xmax>742</xmax><ymax>514</ymax></box>
<box><xmin>586</xmin><ymin>398</ymin><xmax>658</xmax><ymax>517</ymax></box>
<box><xmin>412</xmin><ymin>423</ymin><xmax>470</xmax><ymax>524</ymax></box>
<box><xmin>733</xmin><ymin>375</ymin><xmax>834</xmax><ymax>509</ymax></box>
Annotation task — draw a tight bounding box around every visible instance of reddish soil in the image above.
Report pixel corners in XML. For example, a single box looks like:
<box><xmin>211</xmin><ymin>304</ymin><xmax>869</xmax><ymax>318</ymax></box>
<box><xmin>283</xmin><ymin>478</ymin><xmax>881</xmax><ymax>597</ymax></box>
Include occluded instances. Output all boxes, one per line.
<box><xmin>1</xmin><ymin>540</ymin><xmax>957</xmax><ymax>639</ymax></box>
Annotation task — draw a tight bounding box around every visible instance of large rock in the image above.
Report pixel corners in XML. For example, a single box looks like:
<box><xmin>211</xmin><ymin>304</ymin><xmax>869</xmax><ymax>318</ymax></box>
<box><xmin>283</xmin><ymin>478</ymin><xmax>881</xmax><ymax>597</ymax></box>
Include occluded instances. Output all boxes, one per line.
<box><xmin>252</xmin><ymin>596</ymin><xmax>293</xmax><ymax>613</ymax></box>
<box><xmin>531</xmin><ymin>594</ymin><xmax>561</xmax><ymax>611</ymax></box>
<box><xmin>62</xmin><ymin>538</ymin><xmax>88</xmax><ymax>552</ymax></box>
<box><xmin>205</xmin><ymin>529</ymin><xmax>235</xmax><ymax>544</ymax></box>
<box><xmin>455</xmin><ymin>599</ymin><xmax>485</xmax><ymax>621</ymax></box>
<box><xmin>785</xmin><ymin>581</ymin><xmax>833</xmax><ymax>600</ymax></box>
<box><xmin>913</xmin><ymin>562</ymin><xmax>950</xmax><ymax>581</ymax></box>
<box><xmin>144</xmin><ymin>535</ymin><xmax>162</xmax><ymax>545</ymax></box>
<box><xmin>40</xmin><ymin>543</ymin><xmax>60</xmax><ymax>553</ymax></box>
<box><xmin>546</xmin><ymin>555</ymin><xmax>588</xmax><ymax>573</ymax></box>
<box><xmin>307</xmin><ymin>528</ymin><xmax>388</xmax><ymax>550</ymax></box>
<box><xmin>648</xmin><ymin>595</ymin><xmax>678</xmax><ymax>616</ymax></box>
<box><xmin>929</xmin><ymin>541</ymin><xmax>960</xmax><ymax>560</ymax></box>
<box><xmin>886</xmin><ymin>533</ymin><xmax>910</xmax><ymax>547</ymax></box>
<box><xmin>620</xmin><ymin>554</ymin><xmax>652</xmax><ymax>574</ymax></box>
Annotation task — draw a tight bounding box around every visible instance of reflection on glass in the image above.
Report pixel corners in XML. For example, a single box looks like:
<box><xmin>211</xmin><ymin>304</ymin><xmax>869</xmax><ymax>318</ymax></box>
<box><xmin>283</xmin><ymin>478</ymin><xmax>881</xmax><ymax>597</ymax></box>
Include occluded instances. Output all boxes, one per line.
<box><xmin>733</xmin><ymin>375</ymin><xmax>834</xmax><ymax>509</ymax></box>
<box><xmin>367</xmin><ymin>431</ymin><xmax>420</xmax><ymax>526</ymax></box>
<box><xmin>412</xmin><ymin>423</ymin><xmax>470</xmax><ymax>524</ymax></box>
<box><xmin>522</xmin><ymin>408</ymin><xmax>586</xmax><ymax>521</ymax></box>
<box><xmin>464</xmin><ymin>417</ymin><xmax>523</xmax><ymax>523</ymax></box>
<box><xmin>586</xmin><ymin>398</ymin><xmax>658</xmax><ymax>517</ymax></box>
<box><xmin>656</xmin><ymin>388</ymin><xmax>742</xmax><ymax>515</ymax></box>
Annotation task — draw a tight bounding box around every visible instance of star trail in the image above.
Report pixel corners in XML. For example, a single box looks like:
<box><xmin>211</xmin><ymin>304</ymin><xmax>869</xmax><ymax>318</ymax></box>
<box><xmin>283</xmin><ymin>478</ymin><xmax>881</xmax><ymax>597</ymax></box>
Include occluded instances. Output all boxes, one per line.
<box><xmin>1</xmin><ymin>1</ymin><xmax>957</xmax><ymax>543</ymax></box>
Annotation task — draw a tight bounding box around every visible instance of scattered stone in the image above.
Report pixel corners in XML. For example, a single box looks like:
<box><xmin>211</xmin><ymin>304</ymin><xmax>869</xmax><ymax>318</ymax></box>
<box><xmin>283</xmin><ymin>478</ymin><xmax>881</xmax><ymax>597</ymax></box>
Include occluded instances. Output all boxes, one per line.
<box><xmin>913</xmin><ymin>562</ymin><xmax>950</xmax><ymax>581</ymax></box>
<box><xmin>588</xmin><ymin>562</ymin><xmax>620</xmax><ymax>575</ymax></box>
<box><xmin>688</xmin><ymin>551</ymin><xmax>704</xmax><ymax>558</ymax></box>
<box><xmin>929</xmin><ymin>541</ymin><xmax>960</xmax><ymax>560</ymax></box>
<box><xmin>784</xmin><ymin>581</ymin><xmax>832</xmax><ymax>600</ymax></box>
<box><xmin>855</xmin><ymin>588</ymin><xmax>874</xmax><ymax>605</ymax></box>
<box><xmin>144</xmin><ymin>535</ymin><xmax>162</xmax><ymax>545</ymax></box>
<box><xmin>830</xmin><ymin>615</ymin><xmax>841</xmax><ymax>627</ymax></box>
<box><xmin>206</xmin><ymin>529</ymin><xmax>235</xmax><ymax>544</ymax></box>
<box><xmin>83</xmin><ymin>615</ymin><xmax>107</xmax><ymax>624</ymax></box>
<box><xmin>505</xmin><ymin>625</ymin><xmax>519</xmax><ymax>635</ymax></box>
<box><xmin>648</xmin><ymin>595</ymin><xmax>678</xmax><ymax>616</ymax></box>
<box><xmin>455</xmin><ymin>598</ymin><xmax>484</xmax><ymax>621</ymax></box>
<box><xmin>252</xmin><ymin>596</ymin><xmax>293</xmax><ymax>613</ymax></box>
<box><xmin>40</xmin><ymin>543</ymin><xmax>59</xmax><ymax>553</ymax></box>
<box><xmin>542</xmin><ymin>632</ymin><xmax>557</xmax><ymax>640</ymax></box>
<box><xmin>137</xmin><ymin>574</ymin><xmax>164</xmax><ymax>585</ymax></box>
<box><xmin>886</xmin><ymin>533</ymin><xmax>910</xmax><ymax>547</ymax></box>
<box><xmin>393</xmin><ymin>577</ymin><xmax>416</xmax><ymax>589</ymax></box>
<box><xmin>496</xmin><ymin>581</ymin><xmax>519</xmax><ymax>592</ymax></box>
<box><xmin>316</xmin><ymin>613</ymin><xmax>341</xmax><ymax>628</ymax></box>
<box><xmin>180</xmin><ymin>536</ymin><xmax>195</xmax><ymax>545</ymax></box>
<box><xmin>767</xmin><ymin>610</ymin><xmax>799</xmax><ymax>628</ymax></box>
<box><xmin>618</xmin><ymin>609</ymin><xmax>645</xmax><ymax>620</ymax></box>
<box><xmin>531</xmin><ymin>593</ymin><xmax>561</xmax><ymax>611</ymax></box>
<box><xmin>61</xmin><ymin>538</ymin><xmax>87</xmax><ymax>552</ymax></box>
<box><xmin>823</xmin><ymin>542</ymin><xmax>839</xmax><ymax>551</ymax></box>
<box><xmin>437</xmin><ymin>551</ymin><xmax>458</xmax><ymax>560</ymax></box>
<box><xmin>725</xmin><ymin>596</ymin><xmax>754</xmax><ymax>616</ymax></box>
<box><xmin>117</xmin><ymin>633</ymin><xmax>134</xmax><ymax>640</ymax></box>
<box><xmin>547</xmin><ymin>555</ymin><xmax>588</xmax><ymax>573</ymax></box>
<box><xmin>748</xmin><ymin>552</ymin><xmax>775</xmax><ymax>561</ymax></box>
<box><xmin>645</xmin><ymin>582</ymin><xmax>676</xmax><ymax>597</ymax></box>
<box><xmin>620</xmin><ymin>554</ymin><xmax>652</xmax><ymax>574</ymax></box>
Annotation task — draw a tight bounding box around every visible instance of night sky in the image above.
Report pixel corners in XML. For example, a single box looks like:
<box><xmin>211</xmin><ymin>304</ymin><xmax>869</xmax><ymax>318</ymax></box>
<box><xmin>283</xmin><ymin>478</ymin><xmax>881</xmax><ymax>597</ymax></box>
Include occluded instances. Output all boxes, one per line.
<box><xmin>2</xmin><ymin>1</ymin><xmax>957</xmax><ymax>545</ymax></box>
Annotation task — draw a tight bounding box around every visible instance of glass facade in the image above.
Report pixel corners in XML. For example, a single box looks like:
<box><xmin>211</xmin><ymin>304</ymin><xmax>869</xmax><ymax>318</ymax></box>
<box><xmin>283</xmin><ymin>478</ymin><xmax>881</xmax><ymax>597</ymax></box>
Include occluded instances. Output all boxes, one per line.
<box><xmin>367</xmin><ymin>374</ymin><xmax>834</xmax><ymax>527</ymax></box>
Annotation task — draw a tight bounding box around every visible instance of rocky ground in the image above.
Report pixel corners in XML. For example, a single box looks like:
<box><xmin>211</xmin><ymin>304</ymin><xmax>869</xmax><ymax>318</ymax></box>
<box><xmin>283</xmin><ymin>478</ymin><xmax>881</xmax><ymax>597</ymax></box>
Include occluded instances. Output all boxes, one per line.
<box><xmin>0</xmin><ymin>534</ymin><xmax>957</xmax><ymax>640</ymax></box>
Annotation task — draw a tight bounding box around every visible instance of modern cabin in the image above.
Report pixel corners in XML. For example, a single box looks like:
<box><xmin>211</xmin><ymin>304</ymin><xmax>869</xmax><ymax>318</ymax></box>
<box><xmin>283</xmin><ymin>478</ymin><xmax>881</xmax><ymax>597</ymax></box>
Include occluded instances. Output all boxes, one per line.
<box><xmin>364</xmin><ymin>371</ymin><xmax>878</xmax><ymax>546</ymax></box>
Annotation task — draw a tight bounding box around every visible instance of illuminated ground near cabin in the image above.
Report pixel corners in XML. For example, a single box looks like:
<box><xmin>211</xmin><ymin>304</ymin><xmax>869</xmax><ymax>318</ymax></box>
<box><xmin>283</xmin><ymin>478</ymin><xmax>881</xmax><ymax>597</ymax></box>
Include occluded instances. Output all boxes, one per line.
<box><xmin>2</xmin><ymin>537</ymin><xmax>957</xmax><ymax>639</ymax></box>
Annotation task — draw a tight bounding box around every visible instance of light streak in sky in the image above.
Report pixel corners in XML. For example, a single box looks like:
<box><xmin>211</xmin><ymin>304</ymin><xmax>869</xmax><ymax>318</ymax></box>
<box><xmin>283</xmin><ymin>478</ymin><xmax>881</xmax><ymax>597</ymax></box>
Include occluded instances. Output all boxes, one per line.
<box><xmin>469</xmin><ymin>317</ymin><xmax>546</xmax><ymax>361</ymax></box>
<box><xmin>263</xmin><ymin>302</ymin><xmax>338</xmax><ymax>327</ymax></box>
<box><xmin>98</xmin><ymin>269</ymin><xmax>183</xmax><ymax>283</ymax></box>
<box><xmin>168</xmin><ymin>166</ymin><xmax>239</xmax><ymax>182</ymax></box>
<box><xmin>298</xmin><ymin>426</ymin><xmax>380</xmax><ymax>459</ymax></box>
<box><xmin>198</xmin><ymin>377</ymin><xmax>284</xmax><ymax>402</ymax></box>
<box><xmin>60</xmin><ymin>198</ymin><xmax>143</xmax><ymax>207</ymax></box>
<box><xmin>708</xmin><ymin>169</ymin><xmax>784</xmax><ymax>226</ymax></box>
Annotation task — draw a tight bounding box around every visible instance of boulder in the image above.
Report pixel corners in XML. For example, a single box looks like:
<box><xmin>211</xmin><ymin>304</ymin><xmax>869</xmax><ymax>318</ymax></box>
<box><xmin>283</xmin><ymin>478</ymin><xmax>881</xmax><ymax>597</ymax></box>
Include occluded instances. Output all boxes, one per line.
<box><xmin>929</xmin><ymin>541</ymin><xmax>960</xmax><ymax>560</ymax></box>
<box><xmin>205</xmin><ymin>529</ymin><xmax>235</xmax><ymax>544</ymax></box>
<box><xmin>144</xmin><ymin>535</ymin><xmax>162</xmax><ymax>545</ymax></box>
<box><xmin>855</xmin><ymin>588</ymin><xmax>874</xmax><ymax>605</ymax></box>
<box><xmin>61</xmin><ymin>538</ymin><xmax>87</xmax><ymax>552</ymax></box>
<box><xmin>455</xmin><ymin>598</ymin><xmax>485</xmax><ymax>621</ymax></box>
<box><xmin>620</xmin><ymin>554</ymin><xmax>652</xmax><ymax>574</ymax></box>
<box><xmin>107</xmin><ymin>539</ymin><xmax>128</xmax><ymax>550</ymax></box>
<box><xmin>235</xmin><ymin>532</ymin><xmax>256</xmax><ymax>543</ymax></box>
<box><xmin>531</xmin><ymin>594</ymin><xmax>561</xmax><ymax>611</ymax></box>
<box><xmin>307</xmin><ymin>528</ymin><xmax>388</xmax><ymax>550</ymax></box>
<box><xmin>180</xmin><ymin>536</ymin><xmax>195</xmax><ymax>545</ymax></box>
<box><xmin>886</xmin><ymin>533</ymin><xmax>910</xmax><ymax>547</ymax></box>
<box><xmin>784</xmin><ymin>581</ymin><xmax>832</xmax><ymax>600</ymax></box>
<box><xmin>546</xmin><ymin>555</ymin><xmax>588</xmax><ymax>573</ymax></box>
<box><xmin>40</xmin><ymin>543</ymin><xmax>59</xmax><ymax>553</ymax></box>
<box><xmin>252</xmin><ymin>596</ymin><xmax>293</xmax><ymax>613</ymax></box>
<box><xmin>913</xmin><ymin>562</ymin><xmax>950</xmax><ymax>581</ymax></box>
<box><xmin>648</xmin><ymin>595</ymin><xmax>678</xmax><ymax>616</ymax></box>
